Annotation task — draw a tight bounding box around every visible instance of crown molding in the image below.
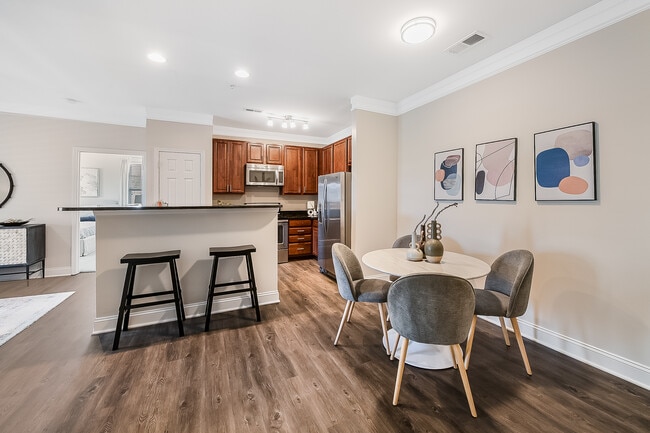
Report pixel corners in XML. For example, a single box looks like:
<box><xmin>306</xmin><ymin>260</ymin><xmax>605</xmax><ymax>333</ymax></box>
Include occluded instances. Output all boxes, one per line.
<box><xmin>146</xmin><ymin>108</ymin><xmax>213</xmax><ymax>126</ymax></box>
<box><xmin>212</xmin><ymin>125</ymin><xmax>333</xmax><ymax>145</ymax></box>
<box><xmin>326</xmin><ymin>126</ymin><xmax>353</xmax><ymax>144</ymax></box>
<box><xmin>350</xmin><ymin>96</ymin><xmax>399</xmax><ymax>116</ymax></box>
<box><xmin>0</xmin><ymin>102</ymin><xmax>146</xmax><ymax>127</ymax></box>
<box><xmin>396</xmin><ymin>0</ymin><xmax>650</xmax><ymax>115</ymax></box>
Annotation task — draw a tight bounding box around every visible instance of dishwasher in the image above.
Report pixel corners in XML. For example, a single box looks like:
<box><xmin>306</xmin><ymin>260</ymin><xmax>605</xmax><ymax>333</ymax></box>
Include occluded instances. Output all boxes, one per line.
<box><xmin>278</xmin><ymin>219</ymin><xmax>289</xmax><ymax>263</ymax></box>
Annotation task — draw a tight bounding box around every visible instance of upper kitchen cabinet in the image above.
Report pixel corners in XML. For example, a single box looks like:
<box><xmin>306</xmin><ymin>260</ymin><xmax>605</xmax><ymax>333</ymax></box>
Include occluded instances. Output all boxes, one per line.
<box><xmin>283</xmin><ymin>146</ymin><xmax>318</xmax><ymax>195</ymax></box>
<box><xmin>303</xmin><ymin>147</ymin><xmax>318</xmax><ymax>194</ymax></box>
<box><xmin>247</xmin><ymin>142</ymin><xmax>283</xmax><ymax>165</ymax></box>
<box><xmin>333</xmin><ymin>136</ymin><xmax>351</xmax><ymax>173</ymax></box>
<box><xmin>319</xmin><ymin>145</ymin><xmax>333</xmax><ymax>176</ymax></box>
<box><xmin>213</xmin><ymin>139</ymin><xmax>245</xmax><ymax>193</ymax></box>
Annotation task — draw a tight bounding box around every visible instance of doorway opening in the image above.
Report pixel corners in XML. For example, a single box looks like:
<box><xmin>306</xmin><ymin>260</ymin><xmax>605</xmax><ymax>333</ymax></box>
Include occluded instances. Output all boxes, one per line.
<box><xmin>73</xmin><ymin>149</ymin><xmax>145</xmax><ymax>274</ymax></box>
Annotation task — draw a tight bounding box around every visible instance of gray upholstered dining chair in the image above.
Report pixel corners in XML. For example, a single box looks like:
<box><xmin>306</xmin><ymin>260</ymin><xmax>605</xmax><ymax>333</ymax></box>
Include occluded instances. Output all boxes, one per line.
<box><xmin>389</xmin><ymin>273</ymin><xmax>477</xmax><ymax>417</ymax></box>
<box><xmin>389</xmin><ymin>235</ymin><xmax>412</xmax><ymax>282</ymax></box>
<box><xmin>332</xmin><ymin>243</ymin><xmax>391</xmax><ymax>355</ymax></box>
<box><xmin>392</xmin><ymin>235</ymin><xmax>411</xmax><ymax>248</ymax></box>
<box><xmin>464</xmin><ymin>249</ymin><xmax>535</xmax><ymax>375</ymax></box>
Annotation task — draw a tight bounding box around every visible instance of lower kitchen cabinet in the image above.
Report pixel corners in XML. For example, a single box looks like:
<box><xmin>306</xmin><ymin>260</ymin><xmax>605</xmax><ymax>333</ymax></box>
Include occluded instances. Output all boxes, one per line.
<box><xmin>312</xmin><ymin>219</ymin><xmax>318</xmax><ymax>257</ymax></box>
<box><xmin>288</xmin><ymin>219</ymin><xmax>312</xmax><ymax>258</ymax></box>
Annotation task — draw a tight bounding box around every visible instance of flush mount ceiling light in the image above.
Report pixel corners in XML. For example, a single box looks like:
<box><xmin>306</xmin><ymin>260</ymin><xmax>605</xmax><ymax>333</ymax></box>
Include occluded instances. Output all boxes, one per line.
<box><xmin>401</xmin><ymin>17</ymin><xmax>436</xmax><ymax>44</ymax></box>
<box><xmin>235</xmin><ymin>69</ymin><xmax>250</xmax><ymax>78</ymax></box>
<box><xmin>147</xmin><ymin>52</ymin><xmax>167</xmax><ymax>63</ymax></box>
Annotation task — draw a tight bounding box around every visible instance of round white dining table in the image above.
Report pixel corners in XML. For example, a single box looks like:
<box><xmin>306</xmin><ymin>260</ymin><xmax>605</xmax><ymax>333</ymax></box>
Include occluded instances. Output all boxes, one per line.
<box><xmin>361</xmin><ymin>248</ymin><xmax>491</xmax><ymax>370</ymax></box>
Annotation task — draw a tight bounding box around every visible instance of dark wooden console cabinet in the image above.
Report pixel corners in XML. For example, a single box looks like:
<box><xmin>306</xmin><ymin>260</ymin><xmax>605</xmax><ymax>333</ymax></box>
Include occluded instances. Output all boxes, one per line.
<box><xmin>0</xmin><ymin>223</ymin><xmax>46</xmax><ymax>279</ymax></box>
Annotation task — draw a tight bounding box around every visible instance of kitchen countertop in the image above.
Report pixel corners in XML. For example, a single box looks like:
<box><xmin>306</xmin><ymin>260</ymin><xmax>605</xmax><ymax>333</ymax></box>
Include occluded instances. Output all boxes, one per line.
<box><xmin>58</xmin><ymin>204</ymin><xmax>281</xmax><ymax>211</ymax></box>
<box><xmin>278</xmin><ymin>210</ymin><xmax>317</xmax><ymax>220</ymax></box>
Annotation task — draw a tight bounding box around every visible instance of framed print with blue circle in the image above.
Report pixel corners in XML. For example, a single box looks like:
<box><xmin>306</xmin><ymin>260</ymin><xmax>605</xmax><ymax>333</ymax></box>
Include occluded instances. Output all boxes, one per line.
<box><xmin>534</xmin><ymin>122</ymin><xmax>596</xmax><ymax>201</ymax></box>
<box><xmin>434</xmin><ymin>148</ymin><xmax>463</xmax><ymax>201</ymax></box>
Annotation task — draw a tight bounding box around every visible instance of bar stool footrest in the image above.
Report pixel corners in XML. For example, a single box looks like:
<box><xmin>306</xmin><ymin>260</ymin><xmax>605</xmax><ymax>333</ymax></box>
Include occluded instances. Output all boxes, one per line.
<box><xmin>130</xmin><ymin>290</ymin><xmax>175</xmax><ymax>299</ymax></box>
<box><xmin>209</xmin><ymin>287</ymin><xmax>256</xmax><ymax>297</ymax></box>
<box><xmin>211</xmin><ymin>280</ymin><xmax>253</xmax><ymax>288</ymax></box>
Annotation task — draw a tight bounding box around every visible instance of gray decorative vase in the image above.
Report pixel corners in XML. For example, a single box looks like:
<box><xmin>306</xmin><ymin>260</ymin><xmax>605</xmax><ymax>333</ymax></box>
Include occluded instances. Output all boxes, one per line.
<box><xmin>424</xmin><ymin>220</ymin><xmax>444</xmax><ymax>263</ymax></box>
<box><xmin>424</xmin><ymin>238</ymin><xmax>444</xmax><ymax>263</ymax></box>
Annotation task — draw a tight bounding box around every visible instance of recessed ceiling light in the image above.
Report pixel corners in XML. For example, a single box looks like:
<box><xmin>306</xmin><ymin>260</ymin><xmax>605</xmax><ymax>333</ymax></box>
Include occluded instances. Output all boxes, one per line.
<box><xmin>147</xmin><ymin>52</ymin><xmax>166</xmax><ymax>63</ymax></box>
<box><xmin>235</xmin><ymin>69</ymin><xmax>250</xmax><ymax>78</ymax></box>
<box><xmin>401</xmin><ymin>17</ymin><xmax>436</xmax><ymax>44</ymax></box>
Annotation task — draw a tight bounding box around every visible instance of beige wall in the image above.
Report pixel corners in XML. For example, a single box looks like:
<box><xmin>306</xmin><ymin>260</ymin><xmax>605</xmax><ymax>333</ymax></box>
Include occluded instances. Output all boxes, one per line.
<box><xmin>396</xmin><ymin>11</ymin><xmax>650</xmax><ymax>386</ymax></box>
<box><xmin>0</xmin><ymin>115</ymin><xmax>215</xmax><ymax>276</ymax></box>
<box><xmin>351</xmin><ymin>110</ymin><xmax>398</xmax><ymax>264</ymax></box>
<box><xmin>146</xmin><ymin>119</ymin><xmax>213</xmax><ymax>205</ymax></box>
<box><xmin>0</xmin><ymin>113</ymin><xmax>145</xmax><ymax>276</ymax></box>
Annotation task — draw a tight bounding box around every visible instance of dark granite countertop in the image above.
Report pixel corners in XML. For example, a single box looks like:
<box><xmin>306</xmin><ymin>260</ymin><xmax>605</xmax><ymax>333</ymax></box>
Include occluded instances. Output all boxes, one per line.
<box><xmin>278</xmin><ymin>210</ymin><xmax>317</xmax><ymax>220</ymax></box>
<box><xmin>58</xmin><ymin>204</ymin><xmax>281</xmax><ymax>211</ymax></box>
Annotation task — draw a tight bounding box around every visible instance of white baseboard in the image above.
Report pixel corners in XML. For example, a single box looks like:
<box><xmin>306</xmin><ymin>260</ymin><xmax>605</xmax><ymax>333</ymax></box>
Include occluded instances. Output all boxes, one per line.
<box><xmin>92</xmin><ymin>290</ymin><xmax>280</xmax><ymax>334</ymax></box>
<box><xmin>480</xmin><ymin>316</ymin><xmax>650</xmax><ymax>390</ymax></box>
<box><xmin>44</xmin><ymin>266</ymin><xmax>71</xmax><ymax>278</ymax></box>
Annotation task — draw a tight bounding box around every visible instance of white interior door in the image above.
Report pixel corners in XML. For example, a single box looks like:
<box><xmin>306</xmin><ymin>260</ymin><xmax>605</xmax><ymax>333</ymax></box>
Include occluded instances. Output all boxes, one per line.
<box><xmin>159</xmin><ymin>151</ymin><xmax>202</xmax><ymax>206</ymax></box>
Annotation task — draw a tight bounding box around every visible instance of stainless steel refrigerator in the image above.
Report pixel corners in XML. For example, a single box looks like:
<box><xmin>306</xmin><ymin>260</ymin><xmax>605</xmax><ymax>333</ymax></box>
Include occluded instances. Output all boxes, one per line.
<box><xmin>317</xmin><ymin>172</ymin><xmax>352</xmax><ymax>277</ymax></box>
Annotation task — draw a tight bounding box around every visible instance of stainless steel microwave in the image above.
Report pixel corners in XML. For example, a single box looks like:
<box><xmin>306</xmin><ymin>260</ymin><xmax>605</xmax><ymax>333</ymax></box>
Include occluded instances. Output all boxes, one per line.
<box><xmin>245</xmin><ymin>163</ymin><xmax>284</xmax><ymax>186</ymax></box>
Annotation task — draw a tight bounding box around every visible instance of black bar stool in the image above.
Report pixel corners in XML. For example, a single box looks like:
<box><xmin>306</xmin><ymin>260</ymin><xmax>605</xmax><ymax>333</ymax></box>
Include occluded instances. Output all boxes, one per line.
<box><xmin>113</xmin><ymin>250</ymin><xmax>185</xmax><ymax>350</ymax></box>
<box><xmin>205</xmin><ymin>245</ymin><xmax>261</xmax><ymax>331</ymax></box>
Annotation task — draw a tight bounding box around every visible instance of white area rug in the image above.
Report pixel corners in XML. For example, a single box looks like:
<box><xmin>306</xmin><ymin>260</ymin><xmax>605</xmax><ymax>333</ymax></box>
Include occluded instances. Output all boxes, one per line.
<box><xmin>0</xmin><ymin>291</ymin><xmax>74</xmax><ymax>346</ymax></box>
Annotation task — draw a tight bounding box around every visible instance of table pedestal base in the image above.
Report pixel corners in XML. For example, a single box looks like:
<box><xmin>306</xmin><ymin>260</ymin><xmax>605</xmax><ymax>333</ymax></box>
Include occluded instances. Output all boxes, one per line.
<box><xmin>384</xmin><ymin>329</ymin><xmax>454</xmax><ymax>370</ymax></box>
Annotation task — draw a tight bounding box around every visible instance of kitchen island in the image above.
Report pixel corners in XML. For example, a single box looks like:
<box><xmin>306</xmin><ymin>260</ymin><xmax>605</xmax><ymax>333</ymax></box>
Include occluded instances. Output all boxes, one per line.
<box><xmin>59</xmin><ymin>204</ymin><xmax>280</xmax><ymax>334</ymax></box>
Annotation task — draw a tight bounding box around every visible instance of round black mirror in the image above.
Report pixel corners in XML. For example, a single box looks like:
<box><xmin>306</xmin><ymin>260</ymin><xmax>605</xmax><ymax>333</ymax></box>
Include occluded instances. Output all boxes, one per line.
<box><xmin>0</xmin><ymin>163</ymin><xmax>15</xmax><ymax>208</ymax></box>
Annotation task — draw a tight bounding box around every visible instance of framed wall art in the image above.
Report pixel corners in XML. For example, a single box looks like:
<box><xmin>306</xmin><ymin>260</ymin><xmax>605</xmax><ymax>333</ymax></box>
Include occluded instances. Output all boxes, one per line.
<box><xmin>475</xmin><ymin>138</ymin><xmax>517</xmax><ymax>201</ymax></box>
<box><xmin>534</xmin><ymin>121</ymin><xmax>596</xmax><ymax>201</ymax></box>
<box><xmin>434</xmin><ymin>148</ymin><xmax>463</xmax><ymax>201</ymax></box>
<box><xmin>80</xmin><ymin>167</ymin><xmax>100</xmax><ymax>197</ymax></box>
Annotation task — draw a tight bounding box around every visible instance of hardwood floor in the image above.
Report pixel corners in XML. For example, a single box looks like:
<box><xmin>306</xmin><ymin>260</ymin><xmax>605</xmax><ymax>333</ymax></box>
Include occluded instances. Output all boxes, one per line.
<box><xmin>0</xmin><ymin>259</ymin><xmax>648</xmax><ymax>432</ymax></box>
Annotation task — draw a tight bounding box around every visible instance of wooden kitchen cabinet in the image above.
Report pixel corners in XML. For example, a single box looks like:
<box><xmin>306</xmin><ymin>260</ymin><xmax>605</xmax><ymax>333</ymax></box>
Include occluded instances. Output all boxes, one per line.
<box><xmin>312</xmin><ymin>219</ymin><xmax>318</xmax><ymax>257</ymax></box>
<box><xmin>247</xmin><ymin>142</ymin><xmax>283</xmax><ymax>165</ymax></box>
<box><xmin>288</xmin><ymin>219</ymin><xmax>312</xmax><ymax>258</ymax></box>
<box><xmin>346</xmin><ymin>136</ymin><xmax>352</xmax><ymax>171</ymax></box>
<box><xmin>213</xmin><ymin>139</ymin><xmax>245</xmax><ymax>193</ymax></box>
<box><xmin>303</xmin><ymin>147</ymin><xmax>318</xmax><ymax>194</ymax></box>
<box><xmin>319</xmin><ymin>144</ymin><xmax>333</xmax><ymax>175</ymax></box>
<box><xmin>333</xmin><ymin>137</ymin><xmax>350</xmax><ymax>173</ymax></box>
<box><xmin>283</xmin><ymin>146</ymin><xmax>318</xmax><ymax>195</ymax></box>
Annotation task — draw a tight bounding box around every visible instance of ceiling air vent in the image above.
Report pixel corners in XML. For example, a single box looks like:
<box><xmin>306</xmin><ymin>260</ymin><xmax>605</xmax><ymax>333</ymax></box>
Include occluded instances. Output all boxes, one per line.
<box><xmin>446</xmin><ymin>31</ymin><xmax>486</xmax><ymax>54</ymax></box>
<box><xmin>245</xmin><ymin>108</ymin><xmax>263</xmax><ymax>113</ymax></box>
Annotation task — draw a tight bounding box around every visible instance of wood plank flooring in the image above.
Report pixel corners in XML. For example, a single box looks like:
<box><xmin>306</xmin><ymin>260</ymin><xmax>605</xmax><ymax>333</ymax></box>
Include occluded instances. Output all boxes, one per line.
<box><xmin>0</xmin><ymin>259</ymin><xmax>648</xmax><ymax>432</ymax></box>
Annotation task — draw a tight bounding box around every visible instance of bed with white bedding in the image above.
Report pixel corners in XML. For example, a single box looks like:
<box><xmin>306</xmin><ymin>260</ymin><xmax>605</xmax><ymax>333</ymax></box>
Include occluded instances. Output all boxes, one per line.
<box><xmin>79</xmin><ymin>214</ymin><xmax>96</xmax><ymax>256</ymax></box>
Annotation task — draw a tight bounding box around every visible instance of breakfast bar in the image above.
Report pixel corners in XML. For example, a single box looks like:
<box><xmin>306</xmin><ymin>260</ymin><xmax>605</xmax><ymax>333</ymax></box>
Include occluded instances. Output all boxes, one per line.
<box><xmin>59</xmin><ymin>204</ymin><xmax>280</xmax><ymax>334</ymax></box>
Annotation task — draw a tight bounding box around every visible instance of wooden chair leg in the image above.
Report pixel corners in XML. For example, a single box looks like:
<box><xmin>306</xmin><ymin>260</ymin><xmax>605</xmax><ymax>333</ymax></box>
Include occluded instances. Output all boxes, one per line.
<box><xmin>450</xmin><ymin>346</ymin><xmax>458</xmax><ymax>369</ymax></box>
<box><xmin>334</xmin><ymin>300</ymin><xmax>352</xmax><ymax>346</ymax></box>
<box><xmin>464</xmin><ymin>315</ymin><xmax>477</xmax><ymax>367</ymax></box>
<box><xmin>346</xmin><ymin>301</ymin><xmax>355</xmax><ymax>322</ymax></box>
<box><xmin>392</xmin><ymin>339</ymin><xmax>409</xmax><ymax>405</ymax></box>
<box><xmin>452</xmin><ymin>344</ymin><xmax>477</xmax><ymax>418</ymax></box>
<box><xmin>378</xmin><ymin>303</ymin><xmax>390</xmax><ymax>355</ymax></box>
<box><xmin>390</xmin><ymin>333</ymin><xmax>401</xmax><ymax>360</ymax></box>
<box><xmin>499</xmin><ymin>316</ymin><xmax>511</xmax><ymax>346</ymax></box>
<box><xmin>510</xmin><ymin>317</ymin><xmax>532</xmax><ymax>376</ymax></box>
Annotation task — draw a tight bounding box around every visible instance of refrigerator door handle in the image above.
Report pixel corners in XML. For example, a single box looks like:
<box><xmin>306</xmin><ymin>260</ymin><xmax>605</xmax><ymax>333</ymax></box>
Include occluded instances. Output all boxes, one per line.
<box><xmin>323</xmin><ymin>179</ymin><xmax>328</xmax><ymax>234</ymax></box>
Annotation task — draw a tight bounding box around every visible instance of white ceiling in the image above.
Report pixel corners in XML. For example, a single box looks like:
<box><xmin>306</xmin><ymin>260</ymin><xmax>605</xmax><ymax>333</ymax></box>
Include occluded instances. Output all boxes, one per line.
<box><xmin>0</xmin><ymin>0</ymin><xmax>646</xmax><ymax>142</ymax></box>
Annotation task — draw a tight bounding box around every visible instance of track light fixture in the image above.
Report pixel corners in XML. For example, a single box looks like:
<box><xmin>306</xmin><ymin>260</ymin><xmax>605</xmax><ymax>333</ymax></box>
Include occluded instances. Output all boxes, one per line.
<box><xmin>265</xmin><ymin>114</ymin><xmax>309</xmax><ymax>131</ymax></box>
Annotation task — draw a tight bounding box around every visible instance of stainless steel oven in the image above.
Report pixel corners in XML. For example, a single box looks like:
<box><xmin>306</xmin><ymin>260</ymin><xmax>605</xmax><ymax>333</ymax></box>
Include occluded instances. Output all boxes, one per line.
<box><xmin>278</xmin><ymin>219</ymin><xmax>289</xmax><ymax>263</ymax></box>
